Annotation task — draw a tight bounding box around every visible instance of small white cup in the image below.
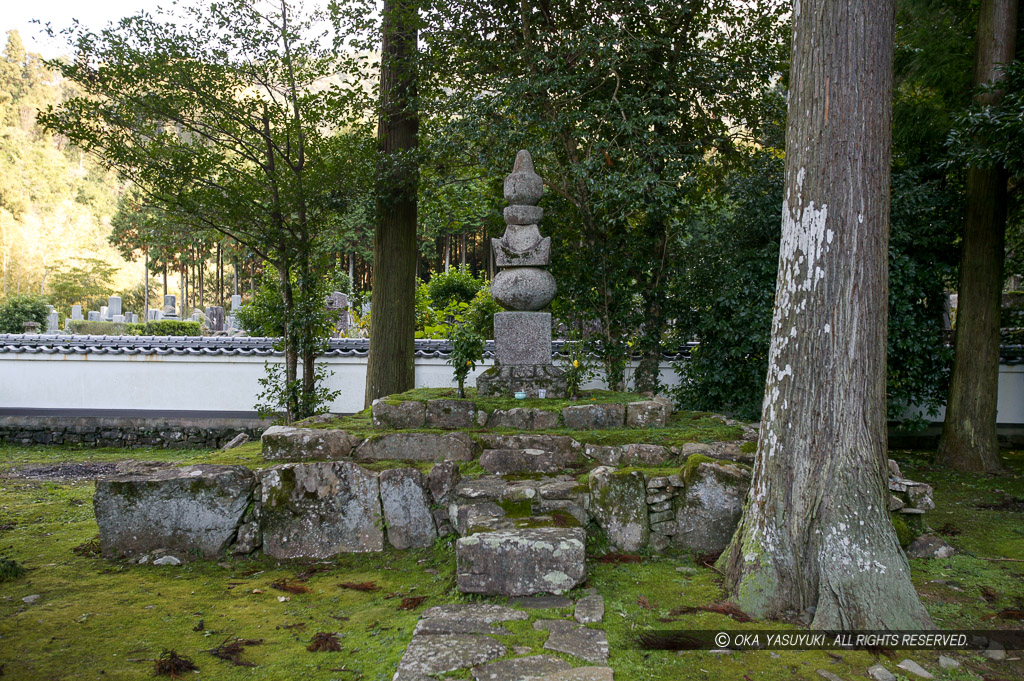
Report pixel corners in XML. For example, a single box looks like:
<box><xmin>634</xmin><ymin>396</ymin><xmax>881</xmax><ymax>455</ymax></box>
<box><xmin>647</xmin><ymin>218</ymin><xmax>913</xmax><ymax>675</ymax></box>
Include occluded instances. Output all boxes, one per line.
<box><xmin>538</xmin><ymin>389</ymin><xmax>547</xmax><ymax>399</ymax></box>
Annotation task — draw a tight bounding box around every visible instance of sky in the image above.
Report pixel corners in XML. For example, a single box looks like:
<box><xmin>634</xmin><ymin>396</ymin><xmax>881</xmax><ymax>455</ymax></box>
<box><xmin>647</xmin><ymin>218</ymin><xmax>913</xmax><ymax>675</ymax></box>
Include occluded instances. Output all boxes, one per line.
<box><xmin>5</xmin><ymin>1</ymin><xmax>163</xmax><ymax>56</ymax></box>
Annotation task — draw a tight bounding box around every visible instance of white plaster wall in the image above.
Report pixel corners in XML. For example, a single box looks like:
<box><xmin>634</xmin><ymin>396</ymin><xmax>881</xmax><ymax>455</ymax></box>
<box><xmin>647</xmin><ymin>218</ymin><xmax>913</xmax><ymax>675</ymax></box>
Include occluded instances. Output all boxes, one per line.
<box><xmin>0</xmin><ymin>354</ymin><xmax>677</xmax><ymax>414</ymax></box>
<box><xmin>2</xmin><ymin>352</ymin><xmax>1018</xmax><ymax>423</ymax></box>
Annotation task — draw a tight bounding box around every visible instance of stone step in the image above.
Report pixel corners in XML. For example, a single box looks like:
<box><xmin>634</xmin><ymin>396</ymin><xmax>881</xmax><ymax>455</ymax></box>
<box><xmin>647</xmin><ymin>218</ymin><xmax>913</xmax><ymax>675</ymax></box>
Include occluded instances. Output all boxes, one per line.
<box><xmin>457</xmin><ymin>526</ymin><xmax>586</xmax><ymax>596</ymax></box>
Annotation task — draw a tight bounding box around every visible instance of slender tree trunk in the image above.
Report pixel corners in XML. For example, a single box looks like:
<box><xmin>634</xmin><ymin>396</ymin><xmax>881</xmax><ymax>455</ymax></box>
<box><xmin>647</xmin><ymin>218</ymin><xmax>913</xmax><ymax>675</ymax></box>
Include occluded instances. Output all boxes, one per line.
<box><xmin>163</xmin><ymin>266</ymin><xmax>168</xmax><ymax>297</ymax></box>
<box><xmin>144</xmin><ymin>250</ymin><xmax>149</xmax><ymax>320</ymax></box>
<box><xmin>461</xmin><ymin>232</ymin><xmax>467</xmax><ymax>268</ymax></box>
<box><xmin>364</xmin><ymin>0</ymin><xmax>419</xmax><ymax>407</ymax></box>
<box><xmin>938</xmin><ymin>0</ymin><xmax>1017</xmax><ymax>474</ymax></box>
<box><xmin>718</xmin><ymin>0</ymin><xmax>932</xmax><ymax>629</ymax></box>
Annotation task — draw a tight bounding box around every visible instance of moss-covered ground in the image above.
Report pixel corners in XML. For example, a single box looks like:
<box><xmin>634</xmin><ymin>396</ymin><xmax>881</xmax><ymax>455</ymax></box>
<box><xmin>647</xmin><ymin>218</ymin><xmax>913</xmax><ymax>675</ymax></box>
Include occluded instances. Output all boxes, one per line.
<box><xmin>1</xmin><ymin>445</ymin><xmax>1023</xmax><ymax>680</ymax></box>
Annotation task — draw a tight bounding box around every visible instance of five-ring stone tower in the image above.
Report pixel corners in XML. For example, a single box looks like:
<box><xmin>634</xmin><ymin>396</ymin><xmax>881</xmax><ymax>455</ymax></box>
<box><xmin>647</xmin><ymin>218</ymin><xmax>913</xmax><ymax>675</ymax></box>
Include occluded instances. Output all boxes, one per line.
<box><xmin>476</xmin><ymin>150</ymin><xmax>567</xmax><ymax>398</ymax></box>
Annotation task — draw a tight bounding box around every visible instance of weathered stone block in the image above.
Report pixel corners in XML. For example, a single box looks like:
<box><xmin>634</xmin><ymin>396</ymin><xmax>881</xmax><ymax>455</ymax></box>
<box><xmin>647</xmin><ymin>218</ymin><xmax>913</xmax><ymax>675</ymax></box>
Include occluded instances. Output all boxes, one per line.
<box><xmin>260</xmin><ymin>462</ymin><xmax>383</xmax><ymax>558</ymax></box>
<box><xmin>261</xmin><ymin>426</ymin><xmax>359</xmax><ymax>461</ymax></box>
<box><xmin>476</xmin><ymin>364</ymin><xmax>567</xmax><ymax>399</ymax></box>
<box><xmin>428</xmin><ymin>461</ymin><xmax>461</xmax><ymax>504</ymax></box>
<box><xmin>562</xmin><ymin>404</ymin><xmax>626</xmax><ymax>430</ymax></box>
<box><xmin>94</xmin><ymin>465</ymin><xmax>256</xmax><ymax>560</ymax></box>
<box><xmin>673</xmin><ymin>461</ymin><xmax>750</xmax><ymax>553</ymax></box>
<box><xmin>371</xmin><ymin>400</ymin><xmax>426</xmax><ymax>429</ymax></box>
<box><xmin>626</xmin><ymin>400</ymin><xmax>669</xmax><ymax>428</ymax></box>
<box><xmin>480</xmin><ymin>448</ymin><xmax>575</xmax><ymax>475</ymax></box>
<box><xmin>620</xmin><ymin>443</ymin><xmax>671</xmax><ymax>466</ymax></box>
<box><xmin>380</xmin><ymin>468</ymin><xmax>437</xmax><ymax>549</ymax></box>
<box><xmin>356</xmin><ymin>432</ymin><xmax>475</xmax><ymax>462</ymax></box>
<box><xmin>478</xmin><ymin>433</ymin><xmax>579</xmax><ymax>455</ymax></box>
<box><xmin>456</xmin><ymin>527</ymin><xmax>586</xmax><ymax>595</ymax></box>
<box><xmin>453</xmin><ymin>501</ymin><xmax>506</xmax><ymax>535</ymax></box>
<box><xmin>588</xmin><ymin>467</ymin><xmax>649</xmax><ymax>552</ymax></box>
<box><xmin>425</xmin><ymin>399</ymin><xmax>476</xmax><ymax>429</ymax></box>
<box><xmin>486</xmin><ymin>407</ymin><xmax>560</xmax><ymax>430</ymax></box>
<box><xmin>494</xmin><ymin>312</ymin><xmax>552</xmax><ymax>365</ymax></box>
<box><xmin>583</xmin><ymin>444</ymin><xmax>622</xmax><ymax>466</ymax></box>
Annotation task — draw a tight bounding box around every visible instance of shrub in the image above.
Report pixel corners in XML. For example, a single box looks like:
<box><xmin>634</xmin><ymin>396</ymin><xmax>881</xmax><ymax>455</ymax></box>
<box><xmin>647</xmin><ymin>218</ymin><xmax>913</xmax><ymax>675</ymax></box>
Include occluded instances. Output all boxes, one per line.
<box><xmin>447</xmin><ymin>322</ymin><xmax>486</xmax><ymax>398</ymax></box>
<box><xmin>126</xmin><ymin>320</ymin><xmax>203</xmax><ymax>336</ymax></box>
<box><xmin>465</xmin><ymin>285</ymin><xmax>501</xmax><ymax>339</ymax></box>
<box><xmin>0</xmin><ymin>294</ymin><xmax>50</xmax><ymax>333</ymax></box>
<box><xmin>66</xmin><ymin>320</ymin><xmax>129</xmax><ymax>335</ymax></box>
<box><xmin>427</xmin><ymin>265</ymin><xmax>481</xmax><ymax>308</ymax></box>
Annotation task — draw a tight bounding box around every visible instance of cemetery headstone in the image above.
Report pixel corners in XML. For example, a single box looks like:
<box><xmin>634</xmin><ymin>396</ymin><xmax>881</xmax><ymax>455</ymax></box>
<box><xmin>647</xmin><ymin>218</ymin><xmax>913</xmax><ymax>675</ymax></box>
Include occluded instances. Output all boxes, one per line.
<box><xmin>325</xmin><ymin>291</ymin><xmax>349</xmax><ymax>337</ymax></box>
<box><xmin>107</xmin><ymin>296</ymin><xmax>122</xmax><ymax>320</ymax></box>
<box><xmin>148</xmin><ymin>309</ymin><xmax>161</xmax><ymax>321</ymax></box>
<box><xmin>88</xmin><ymin>311</ymin><xmax>99</xmax><ymax>321</ymax></box>
<box><xmin>162</xmin><ymin>295</ymin><xmax>179</xmax><ymax>319</ymax></box>
<box><xmin>206</xmin><ymin>306</ymin><xmax>225</xmax><ymax>332</ymax></box>
<box><xmin>22</xmin><ymin>321</ymin><xmax>40</xmax><ymax>333</ymax></box>
<box><xmin>71</xmin><ymin>304</ymin><xmax>83</xmax><ymax>320</ymax></box>
<box><xmin>231</xmin><ymin>294</ymin><xmax>242</xmax><ymax>311</ymax></box>
<box><xmin>99</xmin><ymin>305</ymin><xmax>108</xmax><ymax>320</ymax></box>
<box><xmin>477</xmin><ymin>150</ymin><xmax>566</xmax><ymax>398</ymax></box>
<box><xmin>113</xmin><ymin>314</ymin><xmax>125</xmax><ymax>324</ymax></box>
<box><xmin>45</xmin><ymin>306</ymin><xmax>59</xmax><ymax>334</ymax></box>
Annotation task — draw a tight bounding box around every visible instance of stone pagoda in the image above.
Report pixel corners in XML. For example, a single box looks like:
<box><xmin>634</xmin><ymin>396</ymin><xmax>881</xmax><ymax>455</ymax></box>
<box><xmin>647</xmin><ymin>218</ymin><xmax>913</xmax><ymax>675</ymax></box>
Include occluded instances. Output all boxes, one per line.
<box><xmin>476</xmin><ymin>150</ymin><xmax>567</xmax><ymax>398</ymax></box>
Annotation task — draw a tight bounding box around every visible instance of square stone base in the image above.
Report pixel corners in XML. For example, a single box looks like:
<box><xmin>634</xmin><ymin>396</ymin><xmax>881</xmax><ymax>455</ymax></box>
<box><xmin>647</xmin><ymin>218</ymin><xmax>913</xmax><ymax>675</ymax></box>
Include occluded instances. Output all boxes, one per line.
<box><xmin>475</xmin><ymin>364</ymin><xmax>567</xmax><ymax>399</ymax></box>
<box><xmin>494</xmin><ymin>312</ymin><xmax>551</xmax><ymax>366</ymax></box>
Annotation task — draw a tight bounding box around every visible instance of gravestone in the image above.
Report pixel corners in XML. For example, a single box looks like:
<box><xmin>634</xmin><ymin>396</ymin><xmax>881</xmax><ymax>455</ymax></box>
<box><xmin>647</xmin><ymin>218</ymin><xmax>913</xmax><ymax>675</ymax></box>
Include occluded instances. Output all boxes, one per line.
<box><xmin>231</xmin><ymin>294</ymin><xmax>242</xmax><ymax>311</ymax></box>
<box><xmin>112</xmin><ymin>314</ymin><xmax>125</xmax><ymax>324</ymax></box>
<box><xmin>22</xmin><ymin>321</ymin><xmax>40</xmax><ymax>333</ymax></box>
<box><xmin>45</xmin><ymin>306</ymin><xmax>59</xmax><ymax>334</ymax></box>
<box><xmin>325</xmin><ymin>291</ymin><xmax>349</xmax><ymax>337</ymax></box>
<box><xmin>206</xmin><ymin>306</ymin><xmax>225</xmax><ymax>332</ymax></box>
<box><xmin>99</xmin><ymin>305</ymin><xmax>108</xmax><ymax>320</ymax></box>
<box><xmin>148</xmin><ymin>309</ymin><xmax>161</xmax><ymax>321</ymax></box>
<box><xmin>71</xmin><ymin>305</ymin><xmax>83</xmax><ymax>320</ymax></box>
<box><xmin>107</xmin><ymin>296</ymin><xmax>122</xmax><ymax>321</ymax></box>
<box><xmin>476</xmin><ymin>150</ymin><xmax>566</xmax><ymax>398</ymax></box>
<box><xmin>88</xmin><ymin>311</ymin><xmax>99</xmax><ymax>321</ymax></box>
<box><xmin>162</xmin><ymin>295</ymin><xmax>179</xmax><ymax>319</ymax></box>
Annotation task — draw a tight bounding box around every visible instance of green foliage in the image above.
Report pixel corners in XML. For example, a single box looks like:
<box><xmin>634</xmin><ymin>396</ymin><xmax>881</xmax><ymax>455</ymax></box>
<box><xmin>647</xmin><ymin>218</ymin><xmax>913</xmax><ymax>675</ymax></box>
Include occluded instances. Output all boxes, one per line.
<box><xmin>560</xmin><ymin>334</ymin><xmax>597</xmax><ymax>400</ymax></box>
<box><xmin>446</xmin><ymin>322</ymin><xmax>486</xmax><ymax>398</ymax></box>
<box><xmin>255</xmin><ymin>361</ymin><xmax>341</xmax><ymax>424</ymax></box>
<box><xmin>125</xmin><ymin>320</ymin><xmax>202</xmax><ymax>337</ymax></box>
<box><xmin>464</xmin><ymin>285</ymin><xmax>500</xmax><ymax>339</ymax></box>
<box><xmin>947</xmin><ymin>59</ymin><xmax>1024</xmax><ymax>176</ymax></box>
<box><xmin>46</xmin><ymin>259</ymin><xmax>118</xmax><ymax>321</ymax></box>
<box><xmin>65</xmin><ymin>320</ymin><xmax>128</xmax><ymax>335</ymax></box>
<box><xmin>0</xmin><ymin>293</ymin><xmax>49</xmax><ymax>333</ymax></box>
<box><xmin>426</xmin><ymin>265</ymin><xmax>482</xmax><ymax>309</ymax></box>
<box><xmin>423</xmin><ymin>0</ymin><xmax>788</xmax><ymax>390</ymax></box>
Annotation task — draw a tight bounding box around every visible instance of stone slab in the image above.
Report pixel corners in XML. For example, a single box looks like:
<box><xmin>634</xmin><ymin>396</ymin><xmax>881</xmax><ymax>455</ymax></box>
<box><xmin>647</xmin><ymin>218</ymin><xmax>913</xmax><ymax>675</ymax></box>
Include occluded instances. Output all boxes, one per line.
<box><xmin>380</xmin><ymin>468</ymin><xmax>437</xmax><ymax>549</ymax></box>
<box><xmin>534</xmin><ymin>620</ymin><xmax>609</xmax><ymax>663</ymax></box>
<box><xmin>510</xmin><ymin>595</ymin><xmax>573</xmax><ymax>609</ymax></box>
<box><xmin>472</xmin><ymin>655</ymin><xmax>571</xmax><ymax>681</ymax></box>
<box><xmin>394</xmin><ymin>634</ymin><xmax>506</xmax><ymax>678</ymax></box>
<box><xmin>574</xmin><ymin>595</ymin><xmax>605</xmax><ymax>624</ymax></box>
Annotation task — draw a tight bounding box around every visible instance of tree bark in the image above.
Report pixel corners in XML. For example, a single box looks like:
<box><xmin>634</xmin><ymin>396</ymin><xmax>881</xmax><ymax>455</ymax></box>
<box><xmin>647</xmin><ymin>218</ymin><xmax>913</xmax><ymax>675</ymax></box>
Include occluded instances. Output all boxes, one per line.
<box><xmin>719</xmin><ymin>0</ymin><xmax>932</xmax><ymax>629</ymax></box>
<box><xmin>364</xmin><ymin>0</ymin><xmax>419</xmax><ymax>407</ymax></box>
<box><xmin>938</xmin><ymin>0</ymin><xmax>1018</xmax><ymax>474</ymax></box>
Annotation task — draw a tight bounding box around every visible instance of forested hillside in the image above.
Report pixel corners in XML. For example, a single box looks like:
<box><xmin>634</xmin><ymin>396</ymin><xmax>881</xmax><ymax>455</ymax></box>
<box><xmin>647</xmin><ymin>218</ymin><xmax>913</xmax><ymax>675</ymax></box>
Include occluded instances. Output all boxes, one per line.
<box><xmin>0</xmin><ymin>29</ymin><xmax>138</xmax><ymax>306</ymax></box>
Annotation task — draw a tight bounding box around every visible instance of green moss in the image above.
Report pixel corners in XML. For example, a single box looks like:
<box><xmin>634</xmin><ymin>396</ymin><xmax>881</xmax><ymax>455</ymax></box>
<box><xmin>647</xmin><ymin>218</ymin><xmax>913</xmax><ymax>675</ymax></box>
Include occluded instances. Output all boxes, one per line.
<box><xmin>891</xmin><ymin>513</ymin><xmax>914</xmax><ymax>548</ymax></box>
<box><xmin>497</xmin><ymin>499</ymin><xmax>532</xmax><ymax>518</ymax></box>
<box><xmin>682</xmin><ymin>453</ymin><xmax>716</xmax><ymax>486</ymax></box>
<box><xmin>357</xmin><ymin>460</ymin><xmax>434</xmax><ymax>474</ymax></box>
<box><xmin>739</xmin><ymin>441</ymin><xmax>757</xmax><ymax>454</ymax></box>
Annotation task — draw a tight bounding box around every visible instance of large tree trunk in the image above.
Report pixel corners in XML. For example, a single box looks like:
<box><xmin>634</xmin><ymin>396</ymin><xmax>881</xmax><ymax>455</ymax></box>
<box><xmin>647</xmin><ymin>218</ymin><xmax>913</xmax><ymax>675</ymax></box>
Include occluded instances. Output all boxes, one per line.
<box><xmin>364</xmin><ymin>0</ymin><xmax>419</xmax><ymax>407</ymax></box>
<box><xmin>938</xmin><ymin>0</ymin><xmax>1018</xmax><ymax>474</ymax></box>
<box><xmin>718</xmin><ymin>0</ymin><xmax>932</xmax><ymax>629</ymax></box>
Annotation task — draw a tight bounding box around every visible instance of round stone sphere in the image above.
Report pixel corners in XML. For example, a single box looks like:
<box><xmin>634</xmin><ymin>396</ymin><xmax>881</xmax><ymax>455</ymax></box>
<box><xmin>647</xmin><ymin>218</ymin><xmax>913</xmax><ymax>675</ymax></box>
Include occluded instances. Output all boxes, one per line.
<box><xmin>491</xmin><ymin>267</ymin><xmax>557</xmax><ymax>311</ymax></box>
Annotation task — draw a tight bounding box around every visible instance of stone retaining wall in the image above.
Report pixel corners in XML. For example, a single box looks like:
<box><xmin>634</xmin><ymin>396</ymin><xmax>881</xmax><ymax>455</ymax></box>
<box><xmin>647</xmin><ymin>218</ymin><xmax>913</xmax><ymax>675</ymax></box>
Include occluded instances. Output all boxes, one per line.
<box><xmin>0</xmin><ymin>415</ymin><xmax>264</xmax><ymax>449</ymax></box>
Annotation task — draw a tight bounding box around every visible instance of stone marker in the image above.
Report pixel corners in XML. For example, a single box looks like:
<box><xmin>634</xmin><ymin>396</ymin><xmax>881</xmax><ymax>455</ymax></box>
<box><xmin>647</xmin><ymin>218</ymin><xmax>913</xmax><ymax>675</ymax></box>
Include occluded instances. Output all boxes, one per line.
<box><xmin>88</xmin><ymin>311</ymin><xmax>99</xmax><ymax>321</ymax></box>
<box><xmin>162</xmin><ymin>294</ymin><xmax>179</xmax><ymax>319</ymax></box>
<box><xmin>206</xmin><ymin>306</ymin><xmax>225</xmax><ymax>331</ymax></box>
<box><xmin>231</xmin><ymin>294</ymin><xmax>242</xmax><ymax>310</ymax></box>
<box><xmin>260</xmin><ymin>461</ymin><xmax>384</xmax><ymax>558</ymax></box>
<box><xmin>112</xmin><ymin>314</ymin><xmax>125</xmax><ymax>323</ymax></box>
<box><xmin>93</xmin><ymin>464</ymin><xmax>256</xmax><ymax>560</ymax></box>
<box><xmin>325</xmin><ymin>291</ymin><xmax>349</xmax><ymax>336</ymax></box>
<box><xmin>148</xmin><ymin>309</ymin><xmax>161</xmax><ymax>321</ymax></box>
<box><xmin>71</xmin><ymin>304</ymin><xmax>83</xmax><ymax>320</ymax></box>
<box><xmin>99</xmin><ymin>305</ymin><xmax>108</xmax><ymax>320</ymax></box>
<box><xmin>107</xmin><ymin>296</ymin><xmax>122</xmax><ymax>320</ymax></box>
<box><xmin>45</xmin><ymin>306</ymin><xmax>59</xmax><ymax>333</ymax></box>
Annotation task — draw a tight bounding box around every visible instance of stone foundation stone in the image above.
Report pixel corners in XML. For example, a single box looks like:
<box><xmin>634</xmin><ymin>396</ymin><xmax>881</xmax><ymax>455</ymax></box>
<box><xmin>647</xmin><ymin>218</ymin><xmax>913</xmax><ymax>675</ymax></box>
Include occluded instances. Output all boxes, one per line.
<box><xmin>380</xmin><ymin>468</ymin><xmax>437</xmax><ymax>549</ymax></box>
<box><xmin>356</xmin><ymin>432</ymin><xmax>475</xmax><ymax>462</ymax></box>
<box><xmin>673</xmin><ymin>461</ymin><xmax>750</xmax><ymax>553</ymax></box>
<box><xmin>260</xmin><ymin>461</ymin><xmax>383</xmax><ymax>558</ymax></box>
<box><xmin>588</xmin><ymin>466</ymin><xmax>649</xmax><ymax>552</ymax></box>
<box><xmin>261</xmin><ymin>426</ymin><xmax>360</xmax><ymax>461</ymax></box>
<box><xmin>476</xmin><ymin>364</ymin><xmax>567</xmax><ymax>399</ymax></box>
<box><xmin>94</xmin><ymin>464</ymin><xmax>256</xmax><ymax>560</ymax></box>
